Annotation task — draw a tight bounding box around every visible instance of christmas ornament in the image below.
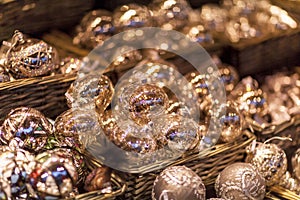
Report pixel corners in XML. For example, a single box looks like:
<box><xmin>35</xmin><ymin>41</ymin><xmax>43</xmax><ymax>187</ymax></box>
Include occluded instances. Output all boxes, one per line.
<box><xmin>292</xmin><ymin>148</ymin><xmax>300</xmax><ymax>181</ymax></box>
<box><xmin>185</xmin><ymin>71</ymin><xmax>209</xmax><ymax>100</ymax></box>
<box><xmin>215</xmin><ymin>162</ymin><xmax>266</xmax><ymax>200</ymax></box>
<box><xmin>0</xmin><ymin>65</ymin><xmax>10</xmax><ymax>82</ymax></box>
<box><xmin>245</xmin><ymin>138</ymin><xmax>288</xmax><ymax>186</ymax></box>
<box><xmin>59</xmin><ymin>57</ymin><xmax>82</xmax><ymax>74</ymax></box>
<box><xmin>219</xmin><ymin>101</ymin><xmax>243</xmax><ymax>143</ymax></box>
<box><xmin>0</xmin><ymin>149</ymin><xmax>35</xmax><ymax>199</ymax></box>
<box><xmin>200</xmin><ymin>4</ymin><xmax>228</xmax><ymax>32</ymax></box>
<box><xmin>27</xmin><ymin>149</ymin><xmax>78</xmax><ymax>199</ymax></box>
<box><xmin>183</xmin><ymin>24</ymin><xmax>214</xmax><ymax>46</ymax></box>
<box><xmin>73</xmin><ymin>9</ymin><xmax>115</xmax><ymax>49</ymax></box>
<box><xmin>150</xmin><ymin>0</ymin><xmax>191</xmax><ymax>30</ymax></box>
<box><xmin>84</xmin><ymin>166</ymin><xmax>111</xmax><ymax>192</ymax></box>
<box><xmin>1</xmin><ymin>30</ymin><xmax>59</xmax><ymax>78</ymax></box>
<box><xmin>278</xmin><ymin>171</ymin><xmax>300</xmax><ymax>195</ymax></box>
<box><xmin>0</xmin><ymin>107</ymin><xmax>53</xmax><ymax>153</ymax></box>
<box><xmin>65</xmin><ymin>74</ymin><xmax>114</xmax><ymax>112</ymax></box>
<box><xmin>152</xmin><ymin>165</ymin><xmax>206</xmax><ymax>200</ymax></box>
<box><xmin>54</xmin><ymin>109</ymin><xmax>101</xmax><ymax>153</ymax></box>
<box><xmin>113</xmin><ymin>4</ymin><xmax>153</xmax><ymax>32</ymax></box>
<box><xmin>218</xmin><ymin>64</ymin><xmax>239</xmax><ymax>93</ymax></box>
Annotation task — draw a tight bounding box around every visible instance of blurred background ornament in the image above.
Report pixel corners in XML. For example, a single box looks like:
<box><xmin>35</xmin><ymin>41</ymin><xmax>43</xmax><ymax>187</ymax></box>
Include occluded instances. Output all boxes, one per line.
<box><xmin>152</xmin><ymin>165</ymin><xmax>206</xmax><ymax>200</ymax></box>
<box><xmin>245</xmin><ymin>139</ymin><xmax>289</xmax><ymax>186</ymax></box>
<box><xmin>182</xmin><ymin>24</ymin><xmax>215</xmax><ymax>46</ymax></box>
<box><xmin>218</xmin><ymin>64</ymin><xmax>239</xmax><ymax>93</ymax></box>
<box><xmin>0</xmin><ymin>149</ymin><xmax>35</xmax><ymax>199</ymax></box>
<box><xmin>0</xmin><ymin>107</ymin><xmax>53</xmax><ymax>153</ymax></box>
<box><xmin>200</xmin><ymin>4</ymin><xmax>228</xmax><ymax>33</ymax></box>
<box><xmin>113</xmin><ymin>4</ymin><xmax>153</xmax><ymax>32</ymax></box>
<box><xmin>1</xmin><ymin>30</ymin><xmax>59</xmax><ymax>78</ymax></box>
<box><xmin>73</xmin><ymin>9</ymin><xmax>115</xmax><ymax>49</ymax></box>
<box><xmin>28</xmin><ymin>149</ymin><xmax>78</xmax><ymax>199</ymax></box>
<box><xmin>59</xmin><ymin>57</ymin><xmax>82</xmax><ymax>75</ymax></box>
<box><xmin>215</xmin><ymin>162</ymin><xmax>266</xmax><ymax>200</ymax></box>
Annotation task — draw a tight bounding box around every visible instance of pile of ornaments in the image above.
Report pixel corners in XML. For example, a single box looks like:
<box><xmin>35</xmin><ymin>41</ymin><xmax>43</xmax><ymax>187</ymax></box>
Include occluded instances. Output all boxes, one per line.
<box><xmin>0</xmin><ymin>107</ymin><xmax>112</xmax><ymax>199</ymax></box>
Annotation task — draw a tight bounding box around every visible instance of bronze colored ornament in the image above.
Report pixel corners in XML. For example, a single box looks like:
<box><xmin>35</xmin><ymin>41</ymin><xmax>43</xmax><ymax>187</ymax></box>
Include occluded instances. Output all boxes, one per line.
<box><xmin>113</xmin><ymin>4</ymin><xmax>153</xmax><ymax>32</ymax></box>
<box><xmin>73</xmin><ymin>9</ymin><xmax>115</xmax><ymax>49</ymax></box>
<box><xmin>27</xmin><ymin>149</ymin><xmax>78</xmax><ymax>199</ymax></box>
<box><xmin>215</xmin><ymin>162</ymin><xmax>266</xmax><ymax>200</ymax></box>
<box><xmin>183</xmin><ymin>24</ymin><xmax>214</xmax><ymax>46</ymax></box>
<box><xmin>0</xmin><ymin>149</ymin><xmax>35</xmax><ymax>199</ymax></box>
<box><xmin>219</xmin><ymin>101</ymin><xmax>243</xmax><ymax>143</ymax></box>
<box><xmin>59</xmin><ymin>57</ymin><xmax>82</xmax><ymax>74</ymax></box>
<box><xmin>218</xmin><ymin>64</ymin><xmax>239</xmax><ymax>93</ymax></box>
<box><xmin>3</xmin><ymin>31</ymin><xmax>59</xmax><ymax>78</ymax></box>
<box><xmin>84</xmin><ymin>166</ymin><xmax>112</xmax><ymax>192</ymax></box>
<box><xmin>0</xmin><ymin>65</ymin><xmax>10</xmax><ymax>82</ymax></box>
<box><xmin>0</xmin><ymin>107</ymin><xmax>53</xmax><ymax>153</ymax></box>
<box><xmin>292</xmin><ymin>148</ymin><xmax>300</xmax><ymax>181</ymax></box>
<box><xmin>150</xmin><ymin>0</ymin><xmax>191</xmax><ymax>30</ymax></box>
<box><xmin>245</xmin><ymin>140</ymin><xmax>288</xmax><ymax>186</ymax></box>
<box><xmin>185</xmin><ymin>71</ymin><xmax>209</xmax><ymax>100</ymax></box>
<box><xmin>152</xmin><ymin>165</ymin><xmax>206</xmax><ymax>200</ymax></box>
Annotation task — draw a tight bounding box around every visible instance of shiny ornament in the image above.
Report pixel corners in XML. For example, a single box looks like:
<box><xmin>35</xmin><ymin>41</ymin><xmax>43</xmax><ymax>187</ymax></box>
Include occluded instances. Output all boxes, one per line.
<box><xmin>152</xmin><ymin>165</ymin><xmax>206</xmax><ymax>200</ymax></box>
<box><xmin>128</xmin><ymin>84</ymin><xmax>169</xmax><ymax>125</ymax></box>
<box><xmin>0</xmin><ymin>149</ymin><xmax>35</xmax><ymax>199</ymax></box>
<box><xmin>200</xmin><ymin>4</ymin><xmax>228</xmax><ymax>32</ymax></box>
<box><xmin>218</xmin><ymin>64</ymin><xmax>239</xmax><ymax>93</ymax></box>
<box><xmin>278</xmin><ymin>171</ymin><xmax>300</xmax><ymax>195</ymax></box>
<box><xmin>183</xmin><ymin>24</ymin><xmax>214</xmax><ymax>46</ymax></box>
<box><xmin>28</xmin><ymin>149</ymin><xmax>78</xmax><ymax>199</ymax></box>
<box><xmin>0</xmin><ymin>65</ymin><xmax>10</xmax><ymax>82</ymax></box>
<box><xmin>99</xmin><ymin>110</ymin><xmax>158</xmax><ymax>154</ymax></box>
<box><xmin>0</xmin><ymin>107</ymin><xmax>53</xmax><ymax>152</ymax></box>
<box><xmin>59</xmin><ymin>57</ymin><xmax>82</xmax><ymax>74</ymax></box>
<box><xmin>219</xmin><ymin>101</ymin><xmax>243</xmax><ymax>143</ymax></box>
<box><xmin>65</xmin><ymin>74</ymin><xmax>114</xmax><ymax>112</ymax></box>
<box><xmin>73</xmin><ymin>9</ymin><xmax>115</xmax><ymax>49</ymax></box>
<box><xmin>113</xmin><ymin>4</ymin><xmax>153</xmax><ymax>32</ymax></box>
<box><xmin>185</xmin><ymin>71</ymin><xmax>209</xmax><ymax>100</ymax></box>
<box><xmin>215</xmin><ymin>162</ymin><xmax>266</xmax><ymax>200</ymax></box>
<box><xmin>245</xmin><ymin>140</ymin><xmax>288</xmax><ymax>186</ymax></box>
<box><xmin>150</xmin><ymin>0</ymin><xmax>191</xmax><ymax>30</ymax></box>
<box><xmin>54</xmin><ymin>109</ymin><xmax>101</xmax><ymax>153</ymax></box>
<box><xmin>84</xmin><ymin>166</ymin><xmax>111</xmax><ymax>192</ymax></box>
<box><xmin>292</xmin><ymin>148</ymin><xmax>300</xmax><ymax>181</ymax></box>
<box><xmin>2</xmin><ymin>30</ymin><xmax>59</xmax><ymax>78</ymax></box>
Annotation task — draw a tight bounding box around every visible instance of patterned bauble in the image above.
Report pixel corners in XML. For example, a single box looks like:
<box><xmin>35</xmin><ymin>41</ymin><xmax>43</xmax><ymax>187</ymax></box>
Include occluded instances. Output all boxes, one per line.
<box><xmin>218</xmin><ymin>64</ymin><xmax>239</xmax><ymax>93</ymax></box>
<box><xmin>84</xmin><ymin>166</ymin><xmax>112</xmax><ymax>192</ymax></box>
<box><xmin>59</xmin><ymin>57</ymin><xmax>82</xmax><ymax>74</ymax></box>
<box><xmin>73</xmin><ymin>9</ymin><xmax>115</xmax><ymax>49</ymax></box>
<box><xmin>219</xmin><ymin>101</ymin><xmax>243</xmax><ymax>143</ymax></box>
<box><xmin>152</xmin><ymin>165</ymin><xmax>206</xmax><ymax>200</ymax></box>
<box><xmin>245</xmin><ymin>141</ymin><xmax>287</xmax><ymax>186</ymax></box>
<box><xmin>292</xmin><ymin>148</ymin><xmax>300</xmax><ymax>181</ymax></box>
<box><xmin>0</xmin><ymin>107</ymin><xmax>53</xmax><ymax>153</ymax></box>
<box><xmin>150</xmin><ymin>0</ymin><xmax>191</xmax><ymax>30</ymax></box>
<box><xmin>113</xmin><ymin>4</ymin><xmax>153</xmax><ymax>32</ymax></box>
<box><xmin>4</xmin><ymin>31</ymin><xmax>59</xmax><ymax>78</ymax></box>
<box><xmin>215</xmin><ymin>162</ymin><xmax>266</xmax><ymax>200</ymax></box>
<box><xmin>54</xmin><ymin>109</ymin><xmax>100</xmax><ymax>153</ymax></box>
<box><xmin>0</xmin><ymin>149</ymin><xmax>35</xmax><ymax>199</ymax></box>
<box><xmin>27</xmin><ymin>149</ymin><xmax>78</xmax><ymax>199</ymax></box>
<box><xmin>0</xmin><ymin>65</ymin><xmax>10</xmax><ymax>82</ymax></box>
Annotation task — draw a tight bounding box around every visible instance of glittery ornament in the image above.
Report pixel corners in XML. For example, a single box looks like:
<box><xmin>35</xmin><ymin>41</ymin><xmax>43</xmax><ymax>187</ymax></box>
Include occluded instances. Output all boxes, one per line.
<box><xmin>0</xmin><ymin>149</ymin><xmax>35</xmax><ymax>199</ymax></box>
<box><xmin>292</xmin><ymin>148</ymin><xmax>300</xmax><ymax>181</ymax></box>
<box><xmin>278</xmin><ymin>171</ymin><xmax>300</xmax><ymax>195</ymax></box>
<box><xmin>154</xmin><ymin>114</ymin><xmax>200</xmax><ymax>151</ymax></box>
<box><xmin>200</xmin><ymin>4</ymin><xmax>228</xmax><ymax>32</ymax></box>
<box><xmin>185</xmin><ymin>71</ymin><xmax>209</xmax><ymax>100</ymax></box>
<box><xmin>183</xmin><ymin>24</ymin><xmax>214</xmax><ymax>46</ymax></box>
<box><xmin>245</xmin><ymin>140</ymin><xmax>288</xmax><ymax>186</ymax></box>
<box><xmin>99</xmin><ymin>110</ymin><xmax>159</xmax><ymax>154</ymax></box>
<box><xmin>152</xmin><ymin>165</ymin><xmax>206</xmax><ymax>200</ymax></box>
<box><xmin>113</xmin><ymin>4</ymin><xmax>153</xmax><ymax>32</ymax></box>
<box><xmin>0</xmin><ymin>65</ymin><xmax>10</xmax><ymax>82</ymax></box>
<box><xmin>3</xmin><ymin>31</ymin><xmax>59</xmax><ymax>78</ymax></box>
<box><xmin>59</xmin><ymin>57</ymin><xmax>82</xmax><ymax>74</ymax></box>
<box><xmin>54</xmin><ymin>109</ymin><xmax>101</xmax><ymax>153</ymax></box>
<box><xmin>28</xmin><ymin>149</ymin><xmax>78</xmax><ymax>199</ymax></box>
<box><xmin>215</xmin><ymin>162</ymin><xmax>266</xmax><ymax>200</ymax></box>
<box><xmin>219</xmin><ymin>101</ymin><xmax>243</xmax><ymax>143</ymax></box>
<box><xmin>218</xmin><ymin>64</ymin><xmax>239</xmax><ymax>93</ymax></box>
<box><xmin>0</xmin><ymin>107</ymin><xmax>53</xmax><ymax>153</ymax></box>
<box><xmin>127</xmin><ymin>84</ymin><xmax>169</xmax><ymax>125</ymax></box>
<box><xmin>150</xmin><ymin>0</ymin><xmax>191</xmax><ymax>30</ymax></box>
<box><xmin>65</xmin><ymin>74</ymin><xmax>114</xmax><ymax>112</ymax></box>
<box><xmin>84</xmin><ymin>166</ymin><xmax>111</xmax><ymax>192</ymax></box>
<box><xmin>73</xmin><ymin>9</ymin><xmax>115</xmax><ymax>49</ymax></box>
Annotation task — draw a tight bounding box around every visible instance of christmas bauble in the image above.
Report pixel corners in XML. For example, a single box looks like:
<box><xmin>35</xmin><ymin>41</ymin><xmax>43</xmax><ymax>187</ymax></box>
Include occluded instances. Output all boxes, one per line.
<box><xmin>5</xmin><ymin>31</ymin><xmax>59</xmax><ymax>78</ymax></box>
<box><xmin>152</xmin><ymin>165</ymin><xmax>206</xmax><ymax>200</ymax></box>
<box><xmin>73</xmin><ymin>9</ymin><xmax>115</xmax><ymax>49</ymax></box>
<box><xmin>183</xmin><ymin>24</ymin><xmax>214</xmax><ymax>46</ymax></box>
<box><xmin>113</xmin><ymin>4</ymin><xmax>153</xmax><ymax>32</ymax></box>
<box><xmin>0</xmin><ymin>65</ymin><xmax>10</xmax><ymax>82</ymax></box>
<box><xmin>292</xmin><ymin>148</ymin><xmax>300</xmax><ymax>181</ymax></box>
<box><xmin>27</xmin><ymin>149</ymin><xmax>78</xmax><ymax>199</ymax></box>
<box><xmin>245</xmin><ymin>141</ymin><xmax>287</xmax><ymax>186</ymax></box>
<box><xmin>59</xmin><ymin>57</ymin><xmax>82</xmax><ymax>74</ymax></box>
<box><xmin>0</xmin><ymin>149</ymin><xmax>35</xmax><ymax>199</ymax></box>
<box><xmin>1</xmin><ymin>107</ymin><xmax>53</xmax><ymax>153</ymax></box>
<box><xmin>215</xmin><ymin>162</ymin><xmax>266</xmax><ymax>200</ymax></box>
<box><xmin>84</xmin><ymin>166</ymin><xmax>111</xmax><ymax>192</ymax></box>
<box><xmin>218</xmin><ymin>64</ymin><xmax>239</xmax><ymax>93</ymax></box>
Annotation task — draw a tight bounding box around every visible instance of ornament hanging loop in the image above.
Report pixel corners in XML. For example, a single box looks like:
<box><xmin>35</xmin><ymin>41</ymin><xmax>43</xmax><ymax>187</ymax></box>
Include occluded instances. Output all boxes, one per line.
<box><xmin>264</xmin><ymin>136</ymin><xmax>292</xmax><ymax>144</ymax></box>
